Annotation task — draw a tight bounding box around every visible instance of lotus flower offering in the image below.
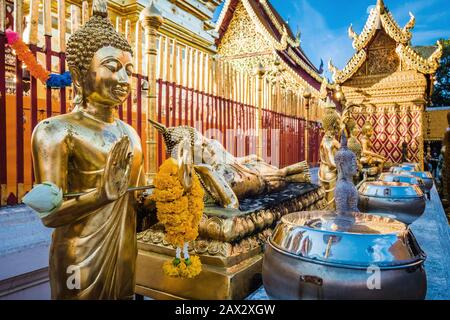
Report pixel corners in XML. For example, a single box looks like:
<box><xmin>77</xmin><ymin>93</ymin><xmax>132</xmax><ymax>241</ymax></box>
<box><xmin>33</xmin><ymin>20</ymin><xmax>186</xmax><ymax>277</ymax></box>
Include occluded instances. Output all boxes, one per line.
<box><xmin>22</xmin><ymin>182</ymin><xmax>63</xmax><ymax>218</ymax></box>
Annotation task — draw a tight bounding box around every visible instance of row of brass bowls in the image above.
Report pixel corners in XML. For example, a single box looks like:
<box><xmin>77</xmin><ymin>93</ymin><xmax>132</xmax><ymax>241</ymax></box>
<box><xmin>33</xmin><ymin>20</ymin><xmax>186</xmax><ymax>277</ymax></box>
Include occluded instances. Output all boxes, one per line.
<box><xmin>391</xmin><ymin>164</ymin><xmax>434</xmax><ymax>197</ymax></box>
<box><xmin>262</xmin><ymin>211</ymin><xmax>427</xmax><ymax>300</ymax></box>
<box><xmin>358</xmin><ymin>181</ymin><xmax>426</xmax><ymax>225</ymax></box>
<box><xmin>379</xmin><ymin>172</ymin><xmax>426</xmax><ymax>193</ymax></box>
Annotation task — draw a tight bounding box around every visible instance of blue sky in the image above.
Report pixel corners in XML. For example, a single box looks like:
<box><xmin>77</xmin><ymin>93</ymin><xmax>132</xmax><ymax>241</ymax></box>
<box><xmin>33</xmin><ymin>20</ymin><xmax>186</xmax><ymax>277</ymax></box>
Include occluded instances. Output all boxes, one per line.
<box><xmin>214</xmin><ymin>0</ymin><xmax>450</xmax><ymax>78</ymax></box>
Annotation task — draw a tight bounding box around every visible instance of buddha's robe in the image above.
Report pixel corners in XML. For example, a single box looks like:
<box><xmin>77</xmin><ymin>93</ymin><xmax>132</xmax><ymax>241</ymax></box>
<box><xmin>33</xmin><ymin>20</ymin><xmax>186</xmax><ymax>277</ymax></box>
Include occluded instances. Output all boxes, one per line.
<box><xmin>319</xmin><ymin>135</ymin><xmax>339</xmax><ymax>209</ymax></box>
<box><xmin>31</xmin><ymin>112</ymin><xmax>143</xmax><ymax>299</ymax></box>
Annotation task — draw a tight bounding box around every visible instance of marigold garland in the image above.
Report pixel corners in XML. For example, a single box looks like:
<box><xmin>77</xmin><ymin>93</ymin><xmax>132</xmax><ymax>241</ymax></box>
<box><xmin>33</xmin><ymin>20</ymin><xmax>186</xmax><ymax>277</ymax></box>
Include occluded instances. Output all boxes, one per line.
<box><xmin>151</xmin><ymin>158</ymin><xmax>205</xmax><ymax>278</ymax></box>
<box><xmin>6</xmin><ymin>29</ymin><xmax>50</xmax><ymax>83</ymax></box>
<box><xmin>5</xmin><ymin>29</ymin><xmax>72</xmax><ymax>88</ymax></box>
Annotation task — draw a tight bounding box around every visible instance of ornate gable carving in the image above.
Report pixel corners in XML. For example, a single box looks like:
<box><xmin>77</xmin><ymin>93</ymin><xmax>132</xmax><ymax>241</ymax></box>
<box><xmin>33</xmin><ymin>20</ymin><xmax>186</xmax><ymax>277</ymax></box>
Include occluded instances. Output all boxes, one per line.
<box><xmin>367</xmin><ymin>30</ymin><xmax>399</xmax><ymax>75</ymax></box>
<box><xmin>217</xmin><ymin>2</ymin><xmax>272</xmax><ymax>58</ymax></box>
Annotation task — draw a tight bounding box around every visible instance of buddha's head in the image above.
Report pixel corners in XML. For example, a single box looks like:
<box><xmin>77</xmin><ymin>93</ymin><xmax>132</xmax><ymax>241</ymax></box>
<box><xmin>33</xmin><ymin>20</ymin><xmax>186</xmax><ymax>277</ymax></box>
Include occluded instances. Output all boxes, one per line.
<box><xmin>322</xmin><ymin>101</ymin><xmax>341</xmax><ymax>136</ymax></box>
<box><xmin>361</xmin><ymin>123</ymin><xmax>374</xmax><ymax>138</ymax></box>
<box><xmin>66</xmin><ymin>0</ymin><xmax>133</xmax><ymax>109</ymax></box>
<box><xmin>344</xmin><ymin>117</ymin><xmax>356</xmax><ymax>135</ymax></box>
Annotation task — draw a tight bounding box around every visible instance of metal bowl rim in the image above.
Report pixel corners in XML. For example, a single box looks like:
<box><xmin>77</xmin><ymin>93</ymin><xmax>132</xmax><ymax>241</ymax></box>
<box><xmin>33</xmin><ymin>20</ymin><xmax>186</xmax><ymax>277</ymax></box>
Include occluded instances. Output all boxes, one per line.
<box><xmin>267</xmin><ymin>237</ymin><xmax>426</xmax><ymax>270</ymax></box>
<box><xmin>280</xmin><ymin>210</ymin><xmax>408</xmax><ymax>236</ymax></box>
<box><xmin>358</xmin><ymin>192</ymin><xmax>426</xmax><ymax>200</ymax></box>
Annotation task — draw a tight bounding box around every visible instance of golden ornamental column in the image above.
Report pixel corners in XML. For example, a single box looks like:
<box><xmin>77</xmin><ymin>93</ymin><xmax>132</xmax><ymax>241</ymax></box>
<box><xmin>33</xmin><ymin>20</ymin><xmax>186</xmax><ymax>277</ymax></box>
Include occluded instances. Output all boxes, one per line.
<box><xmin>140</xmin><ymin>2</ymin><xmax>163</xmax><ymax>183</ymax></box>
<box><xmin>303</xmin><ymin>87</ymin><xmax>312</xmax><ymax>161</ymax></box>
<box><xmin>256</xmin><ymin>64</ymin><xmax>266</xmax><ymax>158</ymax></box>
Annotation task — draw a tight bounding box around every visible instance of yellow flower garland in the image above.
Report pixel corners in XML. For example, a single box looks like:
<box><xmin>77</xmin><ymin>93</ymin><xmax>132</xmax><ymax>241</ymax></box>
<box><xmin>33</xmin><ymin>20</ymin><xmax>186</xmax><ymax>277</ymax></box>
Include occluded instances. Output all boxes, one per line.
<box><xmin>151</xmin><ymin>158</ymin><xmax>205</xmax><ymax>278</ymax></box>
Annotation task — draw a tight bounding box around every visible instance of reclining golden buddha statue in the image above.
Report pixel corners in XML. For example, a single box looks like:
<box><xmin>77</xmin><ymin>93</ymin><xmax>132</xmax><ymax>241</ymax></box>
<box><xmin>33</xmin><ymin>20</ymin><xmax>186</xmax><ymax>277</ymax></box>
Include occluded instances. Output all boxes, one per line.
<box><xmin>148</xmin><ymin>119</ymin><xmax>311</xmax><ymax>210</ymax></box>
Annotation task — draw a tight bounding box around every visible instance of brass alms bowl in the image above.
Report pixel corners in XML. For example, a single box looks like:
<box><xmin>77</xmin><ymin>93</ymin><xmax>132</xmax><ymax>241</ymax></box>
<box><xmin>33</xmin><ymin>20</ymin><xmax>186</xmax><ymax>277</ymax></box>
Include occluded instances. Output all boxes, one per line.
<box><xmin>262</xmin><ymin>211</ymin><xmax>427</xmax><ymax>300</ymax></box>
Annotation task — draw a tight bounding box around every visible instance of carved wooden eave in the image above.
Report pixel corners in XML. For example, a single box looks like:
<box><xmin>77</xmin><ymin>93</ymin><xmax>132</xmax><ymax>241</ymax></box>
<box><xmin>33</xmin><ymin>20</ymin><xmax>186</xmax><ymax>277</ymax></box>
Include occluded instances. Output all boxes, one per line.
<box><xmin>329</xmin><ymin>0</ymin><xmax>442</xmax><ymax>84</ymax></box>
<box><xmin>347</xmin><ymin>0</ymin><xmax>414</xmax><ymax>51</ymax></box>
<box><xmin>396</xmin><ymin>42</ymin><xmax>443</xmax><ymax>75</ymax></box>
<box><xmin>328</xmin><ymin>50</ymin><xmax>367</xmax><ymax>84</ymax></box>
<box><xmin>216</xmin><ymin>0</ymin><xmax>329</xmax><ymax>92</ymax></box>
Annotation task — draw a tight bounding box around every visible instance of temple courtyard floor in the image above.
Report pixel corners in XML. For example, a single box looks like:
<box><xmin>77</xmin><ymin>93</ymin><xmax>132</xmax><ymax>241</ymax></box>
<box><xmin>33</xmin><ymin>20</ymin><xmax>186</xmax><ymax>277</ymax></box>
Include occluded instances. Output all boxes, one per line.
<box><xmin>1</xmin><ymin>168</ymin><xmax>449</xmax><ymax>300</ymax></box>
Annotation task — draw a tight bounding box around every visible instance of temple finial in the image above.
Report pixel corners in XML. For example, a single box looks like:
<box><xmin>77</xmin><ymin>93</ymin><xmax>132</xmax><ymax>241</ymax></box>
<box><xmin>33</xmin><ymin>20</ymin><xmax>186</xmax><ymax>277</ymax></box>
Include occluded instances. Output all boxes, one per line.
<box><xmin>377</xmin><ymin>0</ymin><xmax>385</xmax><ymax>14</ymax></box>
<box><xmin>403</xmin><ymin>12</ymin><xmax>415</xmax><ymax>32</ymax></box>
<box><xmin>348</xmin><ymin>24</ymin><xmax>357</xmax><ymax>40</ymax></box>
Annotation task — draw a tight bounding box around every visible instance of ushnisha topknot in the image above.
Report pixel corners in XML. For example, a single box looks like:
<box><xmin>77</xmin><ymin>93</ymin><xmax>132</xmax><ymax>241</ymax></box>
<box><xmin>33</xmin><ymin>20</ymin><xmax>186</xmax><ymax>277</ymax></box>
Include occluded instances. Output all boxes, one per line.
<box><xmin>66</xmin><ymin>0</ymin><xmax>133</xmax><ymax>78</ymax></box>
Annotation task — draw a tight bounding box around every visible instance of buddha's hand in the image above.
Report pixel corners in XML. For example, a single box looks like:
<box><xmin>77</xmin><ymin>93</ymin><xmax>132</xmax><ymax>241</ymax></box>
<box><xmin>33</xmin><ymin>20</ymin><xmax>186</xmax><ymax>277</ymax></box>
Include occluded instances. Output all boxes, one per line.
<box><xmin>100</xmin><ymin>136</ymin><xmax>134</xmax><ymax>201</ymax></box>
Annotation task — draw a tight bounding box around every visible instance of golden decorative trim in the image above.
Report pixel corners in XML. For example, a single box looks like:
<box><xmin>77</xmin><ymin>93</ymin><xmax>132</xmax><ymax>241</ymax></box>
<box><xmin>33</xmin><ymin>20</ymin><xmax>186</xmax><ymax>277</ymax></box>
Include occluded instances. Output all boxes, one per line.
<box><xmin>214</xmin><ymin>0</ymin><xmax>232</xmax><ymax>33</ymax></box>
<box><xmin>348</xmin><ymin>9</ymin><xmax>378</xmax><ymax>51</ymax></box>
<box><xmin>239</xmin><ymin>0</ymin><xmax>286</xmax><ymax>51</ymax></box>
<box><xmin>335</xmin><ymin>1</ymin><xmax>427</xmax><ymax>83</ymax></box>
<box><xmin>329</xmin><ymin>49</ymin><xmax>367</xmax><ymax>84</ymax></box>
<box><xmin>287</xmin><ymin>47</ymin><xmax>328</xmax><ymax>84</ymax></box>
<box><xmin>319</xmin><ymin>77</ymin><xmax>328</xmax><ymax>100</ymax></box>
<box><xmin>137</xmin><ymin>196</ymin><xmax>328</xmax><ymax>259</ymax></box>
<box><xmin>259</xmin><ymin>0</ymin><xmax>300</xmax><ymax>48</ymax></box>
<box><xmin>348</xmin><ymin>4</ymin><xmax>414</xmax><ymax>52</ymax></box>
<box><xmin>396</xmin><ymin>42</ymin><xmax>443</xmax><ymax>74</ymax></box>
<box><xmin>380</xmin><ymin>10</ymin><xmax>412</xmax><ymax>44</ymax></box>
<box><xmin>217</xmin><ymin>2</ymin><xmax>323</xmax><ymax>98</ymax></box>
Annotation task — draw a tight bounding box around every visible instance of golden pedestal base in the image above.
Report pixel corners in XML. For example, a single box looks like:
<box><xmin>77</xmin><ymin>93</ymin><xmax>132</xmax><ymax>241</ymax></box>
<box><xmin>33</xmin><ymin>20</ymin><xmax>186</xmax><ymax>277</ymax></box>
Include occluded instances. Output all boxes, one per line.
<box><xmin>135</xmin><ymin>184</ymin><xmax>326</xmax><ymax>300</ymax></box>
<box><xmin>135</xmin><ymin>248</ymin><xmax>263</xmax><ymax>300</ymax></box>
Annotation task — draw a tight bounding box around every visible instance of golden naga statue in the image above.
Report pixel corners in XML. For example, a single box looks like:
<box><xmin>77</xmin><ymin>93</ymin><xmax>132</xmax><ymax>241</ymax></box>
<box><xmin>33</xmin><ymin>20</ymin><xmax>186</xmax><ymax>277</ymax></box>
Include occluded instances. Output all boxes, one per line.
<box><xmin>360</xmin><ymin>123</ymin><xmax>385</xmax><ymax>174</ymax></box>
<box><xmin>148</xmin><ymin>119</ymin><xmax>311</xmax><ymax>209</ymax></box>
<box><xmin>27</xmin><ymin>1</ymin><xmax>143</xmax><ymax>299</ymax></box>
<box><xmin>318</xmin><ymin>102</ymin><xmax>341</xmax><ymax>209</ymax></box>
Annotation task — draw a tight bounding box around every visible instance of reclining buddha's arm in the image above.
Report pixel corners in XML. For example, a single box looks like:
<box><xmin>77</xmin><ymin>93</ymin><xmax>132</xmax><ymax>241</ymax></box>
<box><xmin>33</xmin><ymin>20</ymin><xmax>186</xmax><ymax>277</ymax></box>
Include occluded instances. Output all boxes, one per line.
<box><xmin>194</xmin><ymin>164</ymin><xmax>239</xmax><ymax>209</ymax></box>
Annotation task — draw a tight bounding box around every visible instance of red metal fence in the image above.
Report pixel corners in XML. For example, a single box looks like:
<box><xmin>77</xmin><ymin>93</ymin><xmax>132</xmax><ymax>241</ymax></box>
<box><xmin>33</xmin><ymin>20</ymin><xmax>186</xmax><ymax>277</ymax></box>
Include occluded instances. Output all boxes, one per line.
<box><xmin>156</xmin><ymin>80</ymin><xmax>322</xmax><ymax>168</ymax></box>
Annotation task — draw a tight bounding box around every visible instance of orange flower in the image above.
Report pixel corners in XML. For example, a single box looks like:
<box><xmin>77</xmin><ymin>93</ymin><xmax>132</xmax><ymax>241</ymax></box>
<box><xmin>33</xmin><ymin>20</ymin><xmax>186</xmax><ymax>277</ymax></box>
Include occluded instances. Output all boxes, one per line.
<box><xmin>9</xmin><ymin>35</ymin><xmax>50</xmax><ymax>83</ymax></box>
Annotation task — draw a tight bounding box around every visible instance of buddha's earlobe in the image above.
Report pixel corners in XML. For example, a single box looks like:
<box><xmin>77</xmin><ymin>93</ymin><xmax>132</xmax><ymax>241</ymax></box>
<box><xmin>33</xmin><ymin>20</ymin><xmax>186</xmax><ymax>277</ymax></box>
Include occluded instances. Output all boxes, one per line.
<box><xmin>70</xmin><ymin>68</ymin><xmax>84</xmax><ymax>106</ymax></box>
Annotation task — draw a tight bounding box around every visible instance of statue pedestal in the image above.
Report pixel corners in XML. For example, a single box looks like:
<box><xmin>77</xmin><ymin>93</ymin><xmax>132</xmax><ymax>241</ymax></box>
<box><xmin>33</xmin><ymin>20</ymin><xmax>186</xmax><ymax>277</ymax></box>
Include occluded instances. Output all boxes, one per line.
<box><xmin>135</xmin><ymin>183</ymin><xmax>326</xmax><ymax>300</ymax></box>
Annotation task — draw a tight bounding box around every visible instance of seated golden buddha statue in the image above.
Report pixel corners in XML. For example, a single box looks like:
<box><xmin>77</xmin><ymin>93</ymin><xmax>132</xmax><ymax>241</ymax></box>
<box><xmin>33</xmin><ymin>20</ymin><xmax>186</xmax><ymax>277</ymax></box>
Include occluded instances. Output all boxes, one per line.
<box><xmin>318</xmin><ymin>103</ymin><xmax>341</xmax><ymax>209</ymax></box>
<box><xmin>360</xmin><ymin>123</ymin><xmax>385</xmax><ymax>174</ymax></box>
<box><xmin>27</xmin><ymin>0</ymin><xmax>143</xmax><ymax>299</ymax></box>
<box><xmin>149</xmin><ymin>119</ymin><xmax>311</xmax><ymax>209</ymax></box>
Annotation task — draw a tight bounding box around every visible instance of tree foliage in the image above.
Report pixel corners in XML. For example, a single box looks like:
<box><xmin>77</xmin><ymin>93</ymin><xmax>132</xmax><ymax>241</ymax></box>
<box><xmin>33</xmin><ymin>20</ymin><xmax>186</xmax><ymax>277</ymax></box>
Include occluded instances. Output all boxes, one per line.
<box><xmin>432</xmin><ymin>39</ymin><xmax>450</xmax><ymax>106</ymax></box>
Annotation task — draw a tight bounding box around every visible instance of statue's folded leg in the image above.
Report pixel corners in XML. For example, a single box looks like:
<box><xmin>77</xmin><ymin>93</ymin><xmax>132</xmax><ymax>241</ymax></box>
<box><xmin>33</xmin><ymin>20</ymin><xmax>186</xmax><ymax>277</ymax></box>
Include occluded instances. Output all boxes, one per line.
<box><xmin>194</xmin><ymin>164</ymin><xmax>239</xmax><ymax>209</ymax></box>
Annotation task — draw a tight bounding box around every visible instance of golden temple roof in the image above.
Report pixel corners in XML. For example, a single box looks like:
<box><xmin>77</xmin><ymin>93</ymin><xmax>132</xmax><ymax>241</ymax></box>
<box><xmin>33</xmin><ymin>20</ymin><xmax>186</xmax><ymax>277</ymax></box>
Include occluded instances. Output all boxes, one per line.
<box><xmin>329</xmin><ymin>0</ymin><xmax>443</xmax><ymax>84</ymax></box>
<box><xmin>216</xmin><ymin>0</ymin><xmax>326</xmax><ymax>88</ymax></box>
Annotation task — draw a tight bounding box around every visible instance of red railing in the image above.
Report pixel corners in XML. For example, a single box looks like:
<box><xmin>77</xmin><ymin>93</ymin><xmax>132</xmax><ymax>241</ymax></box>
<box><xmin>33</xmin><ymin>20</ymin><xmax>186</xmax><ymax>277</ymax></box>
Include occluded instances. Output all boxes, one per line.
<box><xmin>156</xmin><ymin>80</ymin><xmax>322</xmax><ymax>169</ymax></box>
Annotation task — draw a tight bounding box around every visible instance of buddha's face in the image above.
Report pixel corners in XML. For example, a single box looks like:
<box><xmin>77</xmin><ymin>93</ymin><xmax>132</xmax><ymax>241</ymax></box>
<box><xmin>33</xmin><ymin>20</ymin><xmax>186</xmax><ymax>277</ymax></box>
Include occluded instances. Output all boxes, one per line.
<box><xmin>84</xmin><ymin>46</ymin><xmax>133</xmax><ymax>107</ymax></box>
<box><xmin>363</xmin><ymin>126</ymin><xmax>373</xmax><ymax>137</ymax></box>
